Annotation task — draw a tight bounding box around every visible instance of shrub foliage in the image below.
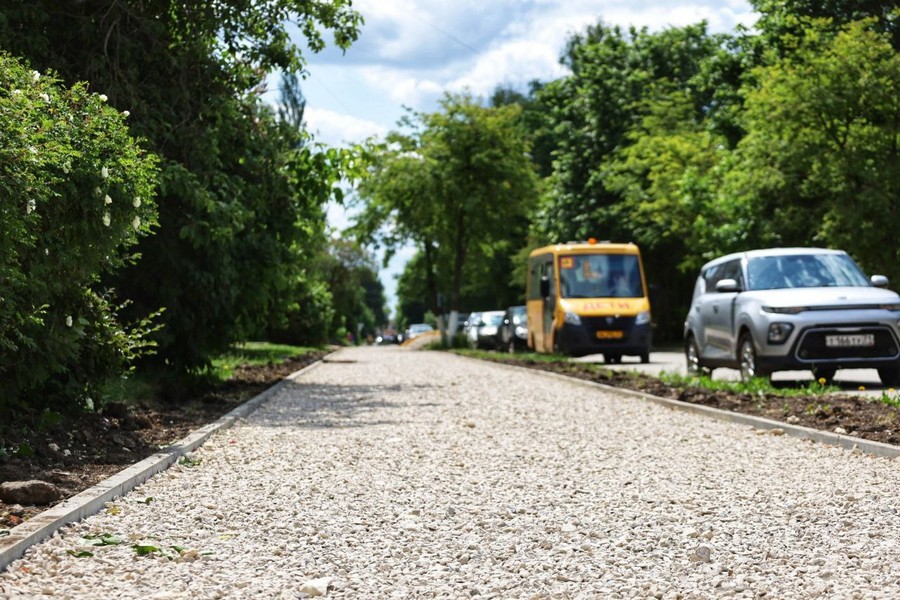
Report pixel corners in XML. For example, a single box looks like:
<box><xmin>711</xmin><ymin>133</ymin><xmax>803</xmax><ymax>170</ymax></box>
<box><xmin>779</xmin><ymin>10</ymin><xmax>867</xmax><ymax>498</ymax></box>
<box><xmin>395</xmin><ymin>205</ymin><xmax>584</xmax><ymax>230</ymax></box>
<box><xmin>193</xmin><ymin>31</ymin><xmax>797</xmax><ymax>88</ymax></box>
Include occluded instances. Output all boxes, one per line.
<box><xmin>0</xmin><ymin>53</ymin><xmax>159</xmax><ymax>412</ymax></box>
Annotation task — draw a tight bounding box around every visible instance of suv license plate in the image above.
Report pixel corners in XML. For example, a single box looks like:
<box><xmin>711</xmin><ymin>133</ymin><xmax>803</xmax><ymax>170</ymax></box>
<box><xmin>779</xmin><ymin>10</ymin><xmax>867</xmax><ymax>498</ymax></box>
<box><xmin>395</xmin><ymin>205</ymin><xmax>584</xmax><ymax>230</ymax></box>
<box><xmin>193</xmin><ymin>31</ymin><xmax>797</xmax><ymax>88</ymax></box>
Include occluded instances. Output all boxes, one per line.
<box><xmin>825</xmin><ymin>334</ymin><xmax>875</xmax><ymax>348</ymax></box>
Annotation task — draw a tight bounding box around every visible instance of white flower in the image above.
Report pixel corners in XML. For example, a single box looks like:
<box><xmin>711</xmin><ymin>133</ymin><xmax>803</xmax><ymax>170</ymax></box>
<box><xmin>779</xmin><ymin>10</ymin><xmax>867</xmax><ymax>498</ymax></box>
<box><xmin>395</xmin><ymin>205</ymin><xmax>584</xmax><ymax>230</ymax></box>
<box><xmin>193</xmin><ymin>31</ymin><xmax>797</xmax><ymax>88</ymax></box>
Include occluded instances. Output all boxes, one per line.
<box><xmin>11</xmin><ymin>89</ymin><xmax>22</xmax><ymax>96</ymax></box>
<box><xmin>65</xmin><ymin>315</ymin><xmax>73</xmax><ymax>327</ymax></box>
<box><xmin>98</xmin><ymin>94</ymin><xmax>107</xmax><ymax>103</ymax></box>
<box><xmin>62</xmin><ymin>160</ymin><xmax>71</xmax><ymax>174</ymax></box>
<box><xmin>39</xmin><ymin>93</ymin><xmax>49</xmax><ymax>103</ymax></box>
<box><xmin>44</xmin><ymin>248</ymin><xmax>49</xmax><ymax>255</ymax></box>
<box><xmin>32</xmin><ymin>70</ymin><xmax>40</xmax><ymax>82</ymax></box>
<box><xmin>104</xmin><ymin>194</ymin><xmax>112</xmax><ymax>205</ymax></box>
<box><xmin>133</xmin><ymin>197</ymin><xmax>141</xmax><ymax>208</ymax></box>
<box><xmin>101</xmin><ymin>166</ymin><xmax>109</xmax><ymax>178</ymax></box>
<box><xmin>132</xmin><ymin>216</ymin><xmax>141</xmax><ymax>230</ymax></box>
<box><xmin>102</xmin><ymin>212</ymin><xmax>111</xmax><ymax>227</ymax></box>
<box><xmin>123</xmin><ymin>110</ymin><xmax>130</xmax><ymax>117</ymax></box>
<box><xmin>85</xmin><ymin>397</ymin><xmax>94</xmax><ymax>411</ymax></box>
<box><xmin>94</xmin><ymin>187</ymin><xmax>102</xmax><ymax>196</ymax></box>
<box><xmin>26</xmin><ymin>199</ymin><xmax>36</xmax><ymax>214</ymax></box>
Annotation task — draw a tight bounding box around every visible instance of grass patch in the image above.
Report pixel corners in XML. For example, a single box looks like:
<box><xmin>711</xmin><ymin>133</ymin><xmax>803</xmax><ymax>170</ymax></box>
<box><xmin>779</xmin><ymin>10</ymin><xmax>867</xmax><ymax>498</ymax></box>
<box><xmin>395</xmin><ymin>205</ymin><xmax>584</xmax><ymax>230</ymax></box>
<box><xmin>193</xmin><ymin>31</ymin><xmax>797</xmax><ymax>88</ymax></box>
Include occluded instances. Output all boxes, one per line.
<box><xmin>658</xmin><ymin>371</ymin><xmax>839</xmax><ymax>397</ymax></box>
<box><xmin>103</xmin><ymin>341</ymin><xmax>322</xmax><ymax>406</ymax></box>
<box><xmin>208</xmin><ymin>341</ymin><xmax>320</xmax><ymax>381</ymax></box>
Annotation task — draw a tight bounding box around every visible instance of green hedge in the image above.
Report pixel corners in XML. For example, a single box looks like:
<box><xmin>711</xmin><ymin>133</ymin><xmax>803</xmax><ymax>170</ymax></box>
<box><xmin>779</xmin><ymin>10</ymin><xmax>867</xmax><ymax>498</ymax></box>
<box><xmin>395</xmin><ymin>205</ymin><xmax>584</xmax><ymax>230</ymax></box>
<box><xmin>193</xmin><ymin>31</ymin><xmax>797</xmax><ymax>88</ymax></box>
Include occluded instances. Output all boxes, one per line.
<box><xmin>0</xmin><ymin>53</ymin><xmax>159</xmax><ymax>413</ymax></box>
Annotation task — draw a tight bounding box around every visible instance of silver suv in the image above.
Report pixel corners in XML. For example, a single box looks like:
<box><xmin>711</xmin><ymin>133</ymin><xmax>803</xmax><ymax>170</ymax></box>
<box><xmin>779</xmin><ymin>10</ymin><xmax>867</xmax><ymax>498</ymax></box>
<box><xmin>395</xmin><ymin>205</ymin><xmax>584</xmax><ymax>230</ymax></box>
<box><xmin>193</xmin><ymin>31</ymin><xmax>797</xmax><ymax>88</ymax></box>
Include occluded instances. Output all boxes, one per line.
<box><xmin>683</xmin><ymin>248</ymin><xmax>900</xmax><ymax>385</ymax></box>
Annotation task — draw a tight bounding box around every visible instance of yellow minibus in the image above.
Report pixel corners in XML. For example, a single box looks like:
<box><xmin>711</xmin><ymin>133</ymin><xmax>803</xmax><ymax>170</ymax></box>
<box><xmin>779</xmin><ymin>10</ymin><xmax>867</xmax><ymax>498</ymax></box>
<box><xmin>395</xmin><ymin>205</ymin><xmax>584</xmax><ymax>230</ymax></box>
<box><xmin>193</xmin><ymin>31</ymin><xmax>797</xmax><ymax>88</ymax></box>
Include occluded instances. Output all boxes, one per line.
<box><xmin>526</xmin><ymin>239</ymin><xmax>652</xmax><ymax>362</ymax></box>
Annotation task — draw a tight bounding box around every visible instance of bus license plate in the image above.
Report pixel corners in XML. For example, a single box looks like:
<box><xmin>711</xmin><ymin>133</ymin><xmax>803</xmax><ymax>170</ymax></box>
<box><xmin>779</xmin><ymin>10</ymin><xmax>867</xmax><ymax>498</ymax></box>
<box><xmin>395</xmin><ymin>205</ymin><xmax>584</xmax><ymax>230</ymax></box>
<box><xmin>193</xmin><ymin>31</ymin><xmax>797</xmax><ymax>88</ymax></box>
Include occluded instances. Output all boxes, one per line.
<box><xmin>825</xmin><ymin>334</ymin><xmax>875</xmax><ymax>348</ymax></box>
<box><xmin>596</xmin><ymin>330</ymin><xmax>624</xmax><ymax>340</ymax></box>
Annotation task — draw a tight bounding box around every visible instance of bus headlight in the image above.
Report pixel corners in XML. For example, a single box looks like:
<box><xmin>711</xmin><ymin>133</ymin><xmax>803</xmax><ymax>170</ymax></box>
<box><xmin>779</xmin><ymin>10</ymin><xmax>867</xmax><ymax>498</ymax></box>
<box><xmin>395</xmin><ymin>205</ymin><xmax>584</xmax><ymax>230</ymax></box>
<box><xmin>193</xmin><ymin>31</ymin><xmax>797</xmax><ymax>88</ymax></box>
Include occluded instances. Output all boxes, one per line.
<box><xmin>564</xmin><ymin>312</ymin><xmax>582</xmax><ymax>325</ymax></box>
<box><xmin>635</xmin><ymin>310</ymin><xmax>651</xmax><ymax>326</ymax></box>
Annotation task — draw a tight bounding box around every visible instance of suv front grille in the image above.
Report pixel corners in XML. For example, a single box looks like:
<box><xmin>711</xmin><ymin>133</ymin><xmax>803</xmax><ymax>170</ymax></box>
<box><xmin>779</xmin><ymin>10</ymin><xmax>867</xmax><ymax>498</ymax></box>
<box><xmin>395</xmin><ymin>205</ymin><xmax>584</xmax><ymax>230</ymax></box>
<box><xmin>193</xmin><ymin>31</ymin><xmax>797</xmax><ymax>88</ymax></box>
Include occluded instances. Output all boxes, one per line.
<box><xmin>794</xmin><ymin>325</ymin><xmax>900</xmax><ymax>361</ymax></box>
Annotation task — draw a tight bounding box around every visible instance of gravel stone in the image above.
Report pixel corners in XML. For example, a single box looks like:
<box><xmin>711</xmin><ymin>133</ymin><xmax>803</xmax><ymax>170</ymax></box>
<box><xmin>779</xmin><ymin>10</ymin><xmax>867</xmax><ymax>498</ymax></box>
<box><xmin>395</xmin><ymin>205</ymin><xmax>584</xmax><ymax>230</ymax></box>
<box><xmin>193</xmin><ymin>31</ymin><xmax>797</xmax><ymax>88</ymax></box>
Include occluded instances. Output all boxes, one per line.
<box><xmin>3</xmin><ymin>346</ymin><xmax>900</xmax><ymax>598</ymax></box>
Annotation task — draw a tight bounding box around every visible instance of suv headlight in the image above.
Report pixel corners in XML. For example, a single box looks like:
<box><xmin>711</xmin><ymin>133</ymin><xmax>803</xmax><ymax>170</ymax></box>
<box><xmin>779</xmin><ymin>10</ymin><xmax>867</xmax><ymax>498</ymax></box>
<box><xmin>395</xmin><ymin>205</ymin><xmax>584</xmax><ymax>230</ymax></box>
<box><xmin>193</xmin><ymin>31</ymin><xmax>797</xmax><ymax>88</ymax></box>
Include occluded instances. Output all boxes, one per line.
<box><xmin>564</xmin><ymin>312</ymin><xmax>581</xmax><ymax>325</ymax></box>
<box><xmin>768</xmin><ymin>322</ymin><xmax>794</xmax><ymax>344</ymax></box>
<box><xmin>635</xmin><ymin>310</ymin><xmax>651</xmax><ymax>326</ymax></box>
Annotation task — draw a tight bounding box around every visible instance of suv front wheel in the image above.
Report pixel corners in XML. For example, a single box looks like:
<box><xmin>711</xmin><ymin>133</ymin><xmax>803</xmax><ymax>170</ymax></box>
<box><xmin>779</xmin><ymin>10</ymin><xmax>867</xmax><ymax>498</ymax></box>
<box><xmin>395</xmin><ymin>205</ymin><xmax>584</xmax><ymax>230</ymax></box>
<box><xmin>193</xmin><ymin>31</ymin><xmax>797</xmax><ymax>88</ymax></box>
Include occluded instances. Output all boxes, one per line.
<box><xmin>738</xmin><ymin>334</ymin><xmax>769</xmax><ymax>382</ymax></box>
<box><xmin>685</xmin><ymin>335</ymin><xmax>703</xmax><ymax>376</ymax></box>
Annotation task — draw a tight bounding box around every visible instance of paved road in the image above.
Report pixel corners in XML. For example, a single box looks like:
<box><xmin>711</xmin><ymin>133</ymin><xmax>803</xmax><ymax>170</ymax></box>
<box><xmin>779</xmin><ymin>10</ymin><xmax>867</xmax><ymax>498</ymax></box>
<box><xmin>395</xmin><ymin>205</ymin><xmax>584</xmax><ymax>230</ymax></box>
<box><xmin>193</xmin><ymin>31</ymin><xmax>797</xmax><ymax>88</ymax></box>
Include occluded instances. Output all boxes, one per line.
<box><xmin>573</xmin><ymin>348</ymin><xmax>891</xmax><ymax>396</ymax></box>
<box><xmin>4</xmin><ymin>346</ymin><xmax>900</xmax><ymax>598</ymax></box>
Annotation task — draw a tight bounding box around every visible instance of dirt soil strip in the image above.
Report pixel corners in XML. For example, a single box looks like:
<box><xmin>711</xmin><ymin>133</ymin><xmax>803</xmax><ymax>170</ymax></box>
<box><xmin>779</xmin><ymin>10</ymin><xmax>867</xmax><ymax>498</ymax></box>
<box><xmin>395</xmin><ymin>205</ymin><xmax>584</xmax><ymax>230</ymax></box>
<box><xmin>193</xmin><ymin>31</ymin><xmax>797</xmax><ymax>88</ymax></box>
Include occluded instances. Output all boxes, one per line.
<box><xmin>0</xmin><ymin>358</ymin><xmax>328</xmax><ymax>572</ymax></box>
<box><xmin>464</xmin><ymin>355</ymin><xmax>900</xmax><ymax>460</ymax></box>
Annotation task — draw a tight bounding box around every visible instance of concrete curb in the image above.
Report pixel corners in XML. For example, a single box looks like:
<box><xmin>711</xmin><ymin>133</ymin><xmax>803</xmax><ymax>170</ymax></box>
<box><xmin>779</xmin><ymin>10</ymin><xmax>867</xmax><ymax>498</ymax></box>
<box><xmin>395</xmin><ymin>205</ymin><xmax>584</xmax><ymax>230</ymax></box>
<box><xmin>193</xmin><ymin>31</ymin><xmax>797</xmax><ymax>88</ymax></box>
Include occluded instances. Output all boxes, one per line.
<box><xmin>457</xmin><ymin>354</ymin><xmax>900</xmax><ymax>460</ymax></box>
<box><xmin>0</xmin><ymin>356</ymin><xmax>328</xmax><ymax>572</ymax></box>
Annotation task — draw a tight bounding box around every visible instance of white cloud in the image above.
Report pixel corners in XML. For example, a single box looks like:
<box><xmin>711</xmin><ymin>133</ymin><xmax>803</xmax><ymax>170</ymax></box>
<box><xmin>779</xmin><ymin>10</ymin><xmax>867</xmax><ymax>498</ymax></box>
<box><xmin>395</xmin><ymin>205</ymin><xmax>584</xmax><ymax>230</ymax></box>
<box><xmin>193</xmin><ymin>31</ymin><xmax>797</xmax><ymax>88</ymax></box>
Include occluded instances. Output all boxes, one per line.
<box><xmin>304</xmin><ymin>106</ymin><xmax>387</xmax><ymax>147</ymax></box>
<box><xmin>358</xmin><ymin>67</ymin><xmax>447</xmax><ymax>107</ymax></box>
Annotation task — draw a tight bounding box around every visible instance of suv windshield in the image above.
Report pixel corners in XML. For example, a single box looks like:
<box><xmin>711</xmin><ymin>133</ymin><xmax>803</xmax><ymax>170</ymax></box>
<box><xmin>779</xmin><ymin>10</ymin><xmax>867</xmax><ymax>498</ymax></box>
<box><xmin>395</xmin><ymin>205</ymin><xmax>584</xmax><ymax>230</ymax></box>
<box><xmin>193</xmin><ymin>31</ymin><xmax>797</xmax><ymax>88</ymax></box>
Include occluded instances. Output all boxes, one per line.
<box><xmin>559</xmin><ymin>254</ymin><xmax>643</xmax><ymax>299</ymax></box>
<box><xmin>746</xmin><ymin>254</ymin><xmax>870</xmax><ymax>290</ymax></box>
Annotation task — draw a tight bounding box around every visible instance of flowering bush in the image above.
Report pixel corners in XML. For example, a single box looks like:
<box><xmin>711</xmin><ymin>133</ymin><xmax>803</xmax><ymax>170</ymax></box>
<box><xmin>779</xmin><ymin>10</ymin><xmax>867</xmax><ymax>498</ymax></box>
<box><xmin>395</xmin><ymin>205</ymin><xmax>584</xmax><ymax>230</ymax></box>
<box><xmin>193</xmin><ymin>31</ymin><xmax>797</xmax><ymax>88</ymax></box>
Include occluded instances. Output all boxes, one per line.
<box><xmin>0</xmin><ymin>53</ymin><xmax>159</xmax><ymax>413</ymax></box>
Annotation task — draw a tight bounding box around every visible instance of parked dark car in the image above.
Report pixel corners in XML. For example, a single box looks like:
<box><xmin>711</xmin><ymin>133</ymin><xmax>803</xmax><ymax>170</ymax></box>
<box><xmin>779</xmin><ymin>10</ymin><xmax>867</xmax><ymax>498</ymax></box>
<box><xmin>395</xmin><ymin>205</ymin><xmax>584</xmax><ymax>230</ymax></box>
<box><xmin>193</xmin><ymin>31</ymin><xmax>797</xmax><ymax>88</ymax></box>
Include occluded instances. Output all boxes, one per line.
<box><xmin>375</xmin><ymin>332</ymin><xmax>399</xmax><ymax>344</ymax></box>
<box><xmin>472</xmin><ymin>310</ymin><xmax>505</xmax><ymax>349</ymax></box>
<box><xmin>498</xmin><ymin>305</ymin><xmax>528</xmax><ymax>352</ymax></box>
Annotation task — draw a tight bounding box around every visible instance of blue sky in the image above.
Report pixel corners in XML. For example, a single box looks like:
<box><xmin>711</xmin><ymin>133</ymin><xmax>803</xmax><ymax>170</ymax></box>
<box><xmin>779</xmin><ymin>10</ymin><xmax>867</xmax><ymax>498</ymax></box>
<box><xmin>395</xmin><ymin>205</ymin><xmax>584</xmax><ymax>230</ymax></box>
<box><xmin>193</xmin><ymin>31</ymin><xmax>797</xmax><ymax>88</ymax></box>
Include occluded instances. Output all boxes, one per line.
<box><xmin>296</xmin><ymin>0</ymin><xmax>758</xmax><ymax>317</ymax></box>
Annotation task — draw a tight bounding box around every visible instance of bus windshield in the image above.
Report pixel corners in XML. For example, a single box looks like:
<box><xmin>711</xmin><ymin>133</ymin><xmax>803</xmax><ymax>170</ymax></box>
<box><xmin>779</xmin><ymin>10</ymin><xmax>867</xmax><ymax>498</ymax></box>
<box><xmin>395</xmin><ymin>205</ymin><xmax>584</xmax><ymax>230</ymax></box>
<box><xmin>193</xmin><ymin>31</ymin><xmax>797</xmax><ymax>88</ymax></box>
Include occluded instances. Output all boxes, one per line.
<box><xmin>559</xmin><ymin>254</ymin><xmax>644</xmax><ymax>299</ymax></box>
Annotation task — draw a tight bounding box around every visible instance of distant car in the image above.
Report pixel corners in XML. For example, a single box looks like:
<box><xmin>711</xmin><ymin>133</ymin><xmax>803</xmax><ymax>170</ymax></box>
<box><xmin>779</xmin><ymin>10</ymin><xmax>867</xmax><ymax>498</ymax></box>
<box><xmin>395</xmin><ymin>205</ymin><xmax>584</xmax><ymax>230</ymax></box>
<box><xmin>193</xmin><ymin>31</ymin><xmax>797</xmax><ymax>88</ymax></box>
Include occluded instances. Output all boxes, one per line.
<box><xmin>404</xmin><ymin>323</ymin><xmax>434</xmax><ymax>340</ymax></box>
<box><xmin>375</xmin><ymin>333</ymin><xmax>399</xmax><ymax>345</ymax></box>
<box><xmin>472</xmin><ymin>310</ymin><xmax>505</xmax><ymax>350</ymax></box>
<box><xmin>683</xmin><ymin>247</ymin><xmax>900</xmax><ymax>385</ymax></box>
<box><xmin>498</xmin><ymin>305</ymin><xmax>527</xmax><ymax>353</ymax></box>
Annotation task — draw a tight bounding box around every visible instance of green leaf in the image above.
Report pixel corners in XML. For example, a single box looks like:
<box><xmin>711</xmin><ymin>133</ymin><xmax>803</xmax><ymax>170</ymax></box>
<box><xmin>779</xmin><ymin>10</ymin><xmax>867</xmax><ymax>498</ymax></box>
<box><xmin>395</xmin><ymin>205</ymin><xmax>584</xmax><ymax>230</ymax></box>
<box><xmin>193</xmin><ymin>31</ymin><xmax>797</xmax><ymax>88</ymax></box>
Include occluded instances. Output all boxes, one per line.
<box><xmin>133</xmin><ymin>544</ymin><xmax>160</xmax><ymax>556</ymax></box>
<box><xmin>82</xmin><ymin>533</ymin><xmax>124</xmax><ymax>546</ymax></box>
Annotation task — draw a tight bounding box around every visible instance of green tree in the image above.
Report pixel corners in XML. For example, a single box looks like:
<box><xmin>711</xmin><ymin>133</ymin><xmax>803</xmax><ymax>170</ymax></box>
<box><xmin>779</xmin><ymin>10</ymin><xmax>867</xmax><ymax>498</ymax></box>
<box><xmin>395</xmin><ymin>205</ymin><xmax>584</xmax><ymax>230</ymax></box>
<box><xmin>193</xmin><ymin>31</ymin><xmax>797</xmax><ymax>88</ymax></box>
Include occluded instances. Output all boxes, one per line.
<box><xmin>752</xmin><ymin>1</ymin><xmax>900</xmax><ymax>49</ymax></box>
<box><xmin>735</xmin><ymin>17</ymin><xmax>900</xmax><ymax>281</ymax></box>
<box><xmin>316</xmin><ymin>239</ymin><xmax>385</xmax><ymax>342</ymax></box>
<box><xmin>0</xmin><ymin>1</ymin><xmax>362</xmax><ymax>370</ymax></box>
<box><xmin>534</xmin><ymin>22</ymin><xmax>735</xmax><ymax>245</ymax></box>
<box><xmin>354</xmin><ymin>93</ymin><xmax>539</xmax><ymax>343</ymax></box>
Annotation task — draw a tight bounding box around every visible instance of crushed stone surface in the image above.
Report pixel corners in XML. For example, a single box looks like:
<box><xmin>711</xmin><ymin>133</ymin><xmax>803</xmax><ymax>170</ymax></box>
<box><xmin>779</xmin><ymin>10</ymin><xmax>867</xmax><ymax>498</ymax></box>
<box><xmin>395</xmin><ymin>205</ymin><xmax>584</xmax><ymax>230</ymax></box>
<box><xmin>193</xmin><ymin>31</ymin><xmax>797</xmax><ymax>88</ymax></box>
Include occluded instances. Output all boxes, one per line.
<box><xmin>3</xmin><ymin>346</ymin><xmax>900</xmax><ymax>599</ymax></box>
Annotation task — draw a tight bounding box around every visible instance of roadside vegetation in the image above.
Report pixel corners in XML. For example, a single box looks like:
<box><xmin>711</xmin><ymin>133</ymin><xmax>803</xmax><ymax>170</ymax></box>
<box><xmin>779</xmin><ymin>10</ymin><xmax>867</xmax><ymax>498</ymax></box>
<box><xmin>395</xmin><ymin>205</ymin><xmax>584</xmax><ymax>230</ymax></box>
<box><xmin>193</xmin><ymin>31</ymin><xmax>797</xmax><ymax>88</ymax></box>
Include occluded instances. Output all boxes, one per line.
<box><xmin>0</xmin><ymin>2</ymin><xmax>378</xmax><ymax>424</ymax></box>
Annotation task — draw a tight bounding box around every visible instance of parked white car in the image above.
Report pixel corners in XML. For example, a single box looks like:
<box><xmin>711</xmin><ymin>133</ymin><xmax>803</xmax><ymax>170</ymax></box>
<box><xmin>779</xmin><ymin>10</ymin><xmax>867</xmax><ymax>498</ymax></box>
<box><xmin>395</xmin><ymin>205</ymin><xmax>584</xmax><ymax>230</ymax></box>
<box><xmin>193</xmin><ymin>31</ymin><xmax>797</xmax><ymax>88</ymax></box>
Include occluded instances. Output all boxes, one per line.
<box><xmin>683</xmin><ymin>248</ymin><xmax>900</xmax><ymax>385</ymax></box>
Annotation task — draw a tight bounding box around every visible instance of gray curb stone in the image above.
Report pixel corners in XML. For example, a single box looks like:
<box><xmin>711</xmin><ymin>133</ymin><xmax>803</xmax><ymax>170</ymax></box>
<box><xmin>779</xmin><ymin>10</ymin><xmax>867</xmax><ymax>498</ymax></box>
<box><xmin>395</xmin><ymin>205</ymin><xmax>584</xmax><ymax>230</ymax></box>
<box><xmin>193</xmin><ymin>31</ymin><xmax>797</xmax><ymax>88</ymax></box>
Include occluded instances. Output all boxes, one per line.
<box><xmin>0</xmin><ymin>356</ymin><xmax>327</xmax><ymax>572</ymax></box>
<box><xmin>461</xmin><ymin>354</ymin><xmax>900</xmax><ymax>459</ymax></box>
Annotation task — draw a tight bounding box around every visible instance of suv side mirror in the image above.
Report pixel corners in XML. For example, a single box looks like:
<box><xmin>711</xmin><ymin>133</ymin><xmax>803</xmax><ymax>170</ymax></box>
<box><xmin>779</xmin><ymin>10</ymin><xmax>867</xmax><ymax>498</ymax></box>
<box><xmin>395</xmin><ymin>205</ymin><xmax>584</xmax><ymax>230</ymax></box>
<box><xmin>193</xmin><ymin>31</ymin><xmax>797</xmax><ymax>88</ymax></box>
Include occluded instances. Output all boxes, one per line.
<box><xmin>871</xmin><ymin>275</ymin><xmax>889</xmax><ymax>288</ymax></box>
<box><xmin>715</xmin><ymin>278</ymin><xmax>741</xmax><ymax>293</ymax></box>
<box><xmin>540</xmin><ymin>276</ymin><xmax>550</xmax><ymax>298</ymax></box>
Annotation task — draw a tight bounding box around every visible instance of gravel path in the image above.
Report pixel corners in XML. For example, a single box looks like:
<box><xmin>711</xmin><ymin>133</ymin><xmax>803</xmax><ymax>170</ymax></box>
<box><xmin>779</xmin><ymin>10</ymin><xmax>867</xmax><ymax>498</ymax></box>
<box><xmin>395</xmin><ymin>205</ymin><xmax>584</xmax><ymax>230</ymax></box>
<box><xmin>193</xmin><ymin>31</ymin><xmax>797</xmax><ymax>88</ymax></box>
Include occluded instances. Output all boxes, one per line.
<box><xmin>3</xmin><ymin>346</ymin><xmax>900</xmax><ymax>599</ymax></box>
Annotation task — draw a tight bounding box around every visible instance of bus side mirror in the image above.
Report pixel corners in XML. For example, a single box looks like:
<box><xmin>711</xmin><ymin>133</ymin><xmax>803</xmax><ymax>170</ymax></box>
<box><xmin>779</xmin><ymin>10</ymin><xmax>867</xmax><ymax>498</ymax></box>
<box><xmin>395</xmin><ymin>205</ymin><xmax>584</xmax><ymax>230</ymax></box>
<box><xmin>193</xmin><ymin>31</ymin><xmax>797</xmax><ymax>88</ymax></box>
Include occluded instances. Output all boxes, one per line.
<box><xmin>540</xmin><ymin>276</ymin><xmax>550</xmax><ymax>298</ymax></box>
